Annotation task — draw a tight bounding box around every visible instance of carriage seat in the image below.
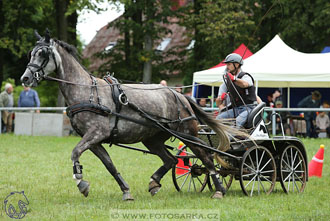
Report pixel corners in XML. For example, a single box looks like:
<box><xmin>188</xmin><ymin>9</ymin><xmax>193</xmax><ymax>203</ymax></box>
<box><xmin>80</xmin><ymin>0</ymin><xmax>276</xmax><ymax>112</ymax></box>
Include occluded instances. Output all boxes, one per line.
<box><xmin>244</xmin><ymin>102</ymin><xmax>266</xmax><ymax>129</ymax></box>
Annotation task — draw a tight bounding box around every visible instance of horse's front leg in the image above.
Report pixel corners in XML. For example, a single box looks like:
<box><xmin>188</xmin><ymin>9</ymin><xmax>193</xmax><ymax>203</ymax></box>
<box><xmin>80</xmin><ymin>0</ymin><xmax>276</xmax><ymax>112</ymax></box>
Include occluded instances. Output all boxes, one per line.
<box><xmin>71</xmin><ymin>129</ymin><xmax>104</xmax><ymax>197</ymax></box>
<box><xmin>90</xmin><ymin>144</ymin><xmax>134</xmax><ymax>201</ymax></box>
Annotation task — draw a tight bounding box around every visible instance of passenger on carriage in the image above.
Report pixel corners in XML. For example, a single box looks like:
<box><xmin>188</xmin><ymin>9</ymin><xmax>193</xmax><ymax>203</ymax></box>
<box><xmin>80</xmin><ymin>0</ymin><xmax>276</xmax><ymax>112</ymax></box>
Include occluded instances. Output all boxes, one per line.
<box><xmin>215</xmin><ymin>53</ymin><xmax>260</xmax><ymax>129</ymax></box>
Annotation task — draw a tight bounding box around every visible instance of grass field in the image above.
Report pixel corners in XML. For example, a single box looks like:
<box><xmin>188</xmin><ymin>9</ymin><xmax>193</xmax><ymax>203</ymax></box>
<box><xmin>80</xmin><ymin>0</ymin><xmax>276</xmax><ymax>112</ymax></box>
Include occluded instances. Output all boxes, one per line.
<box><xmin>0</xmin><ymin>134</ymin><xmax>330</xmax><ymax>220</ymax></box>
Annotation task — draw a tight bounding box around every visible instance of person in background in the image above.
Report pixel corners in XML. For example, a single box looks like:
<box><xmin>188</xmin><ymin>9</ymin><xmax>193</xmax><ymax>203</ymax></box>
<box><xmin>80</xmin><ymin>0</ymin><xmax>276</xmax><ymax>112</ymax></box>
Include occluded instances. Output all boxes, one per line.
<box><xmin>316</xmin><ymin>110</ymin><xmax>330</xmax><ymax>138</ymax></box>
<box><xmin>18</xmin><ymin>85</ymin><xmax>40</xmax><ymax>113</ymax></box>
<box><xmin>273</xmin><ymin>100</ymin><xmax>291</xmax><ymax>135</ymax></box>
<box><xmin>266</xmin><ymin>93</ymin><xmax>274</xmax><ymax>107</ymax></box>
<box><xmin>316</xmin><ymin>100</ymin><xmax>330</xmax><ymax>137</ymax></box>
<box><xmin>159</xmin><ymin>80</ymin><xmax>167</xmax><ymax>86</ymax></box>
<box><xmin>297</xmin><ymin>90</ymin><xmax>322</xmax><ymax>138</ymax></box>
<box><xmin>0</xmin><ymin>83</ymin><xmax>14</xmax><ymax>133</ymax></box>
<box><xmin>272</xmin><ymin>89</ymin><xmax>282</xmax><ymax>104</ymax></box>
<box><xmin>198</xmin><ymin>98</ymin><xmax>207</xmax><ymax>107</ymax></box>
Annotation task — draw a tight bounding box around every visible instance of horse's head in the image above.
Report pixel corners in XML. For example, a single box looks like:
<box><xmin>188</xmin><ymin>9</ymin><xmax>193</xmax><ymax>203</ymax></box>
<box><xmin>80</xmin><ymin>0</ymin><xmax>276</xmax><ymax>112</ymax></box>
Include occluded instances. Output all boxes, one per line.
<box><xmin>21</xmin><ymin>29</ymin><xmax>60</xmax><ymax>87</ymax></box>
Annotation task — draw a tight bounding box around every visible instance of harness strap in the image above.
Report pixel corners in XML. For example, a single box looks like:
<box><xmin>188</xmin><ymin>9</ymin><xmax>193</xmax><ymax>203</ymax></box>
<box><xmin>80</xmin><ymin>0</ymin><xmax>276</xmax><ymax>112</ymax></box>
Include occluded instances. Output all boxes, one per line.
<box><xmin>103</xmin><ymin>74</ymin><xmax>127</xmax><ymax>143</ymax></box>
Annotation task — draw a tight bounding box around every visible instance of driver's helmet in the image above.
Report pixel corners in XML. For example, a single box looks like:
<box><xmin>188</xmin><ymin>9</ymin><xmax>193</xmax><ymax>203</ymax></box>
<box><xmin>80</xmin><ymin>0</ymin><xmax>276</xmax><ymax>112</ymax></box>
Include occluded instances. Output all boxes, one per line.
<box><xmin>224</xmin><ymin>53</ymin><xmax>243</xmax><ymax>65</ymax></box>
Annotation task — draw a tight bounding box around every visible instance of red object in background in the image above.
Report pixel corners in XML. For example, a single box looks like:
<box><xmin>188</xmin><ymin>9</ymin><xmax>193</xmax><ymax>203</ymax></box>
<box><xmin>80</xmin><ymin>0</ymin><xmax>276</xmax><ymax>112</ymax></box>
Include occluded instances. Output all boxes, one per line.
<box><xmin>308</xmin><ymin>145</ymin><xmax>325</xmax><ymax>177</ymax></box>
<box><xmin>176</xmin><ymin>142</ymin><xmax>191</xmax><ymax>175</ymax></box>
<box><xmin>210</xmin><ymin>43</ymin><xmax>253</xmax><ymax>69</ymax></box>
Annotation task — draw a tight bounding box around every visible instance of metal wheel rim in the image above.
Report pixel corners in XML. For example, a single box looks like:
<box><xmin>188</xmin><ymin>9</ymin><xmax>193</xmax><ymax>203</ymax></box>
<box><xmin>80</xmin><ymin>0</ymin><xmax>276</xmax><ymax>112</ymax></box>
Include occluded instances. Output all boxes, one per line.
<box><xmin>239</xmin><ymin>146</ymin><xmax>276</xmax><ymax>196</ymax></box>
<box><xmin>172</xmin><ymin>145</ymin><xmax>209</xmax><ymax>192</ymax></box>
<box><xmin>279</xmin><ymin>145</ymin><xmax>307</xmax><ymax>193</ymax></box>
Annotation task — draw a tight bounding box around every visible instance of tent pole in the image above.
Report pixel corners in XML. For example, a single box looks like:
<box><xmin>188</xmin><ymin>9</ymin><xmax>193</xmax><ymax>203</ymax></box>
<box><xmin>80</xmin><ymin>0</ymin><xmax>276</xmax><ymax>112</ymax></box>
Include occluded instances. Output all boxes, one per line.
<box><xmin>211</xmin><ymin>86</ymin><xmax>214</xmax><ymax>108</ymax></box>
<box><xmin>288</xmin><ymin>87</ymin><xmax>290</xmax><ymax>108</ymax></box>
<box><xmin>255</xmin><ymin>80</ymin><xmax>259</xmax><ymax>94</ymax></box>
<box><xmin>192</xmin><ymin>82</ymin><xmax>196</xmax><ymax>98</ymax></box>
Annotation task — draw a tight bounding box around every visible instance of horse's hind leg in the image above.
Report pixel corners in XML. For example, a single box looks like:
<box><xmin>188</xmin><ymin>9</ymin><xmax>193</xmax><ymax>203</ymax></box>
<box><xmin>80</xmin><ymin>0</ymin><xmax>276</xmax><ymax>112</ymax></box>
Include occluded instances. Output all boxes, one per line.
<box><xmin>188</xmin><ymin>144</ymin><xmax>226</xmax><ymax>199</ymax></box>
<box><xmin>142</xmin><ymin>134</ymin><xmax>178</xmax><ymax>196</ymax></box>
<box><xmin>90</xmin><ymin>144</ymin><xmax>134</xmax><ymax>201</ymax></box>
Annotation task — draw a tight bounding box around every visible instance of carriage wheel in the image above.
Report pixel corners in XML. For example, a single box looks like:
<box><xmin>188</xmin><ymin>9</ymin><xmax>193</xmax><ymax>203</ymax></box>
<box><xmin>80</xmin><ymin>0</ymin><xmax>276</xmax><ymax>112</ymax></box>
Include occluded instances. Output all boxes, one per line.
<box><xmin>279</xmin><ymin>145</ymin><xmax>307</xmax><ymax>193</ymax></box>
<box><xmin>172</xmin><ymin>145</ymin><xmax>209</xmax><ymax>192</ymax></box>
<box><xmin>207</xmin><ymin>162</ymin><xmax>234</xmax><ymax>192</ymax></box>
<box><xmin>239</xmin><ymin>146</ymin><xmax>276</xmax><ymax>196</ymax></box>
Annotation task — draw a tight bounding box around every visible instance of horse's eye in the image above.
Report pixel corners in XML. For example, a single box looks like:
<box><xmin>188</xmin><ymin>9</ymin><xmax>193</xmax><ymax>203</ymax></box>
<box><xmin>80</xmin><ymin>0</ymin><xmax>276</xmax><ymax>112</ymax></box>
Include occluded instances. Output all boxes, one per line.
<box><xmin>41</xmin><ymin>48</ymin><xmax>48</xmax><ymax>58</ymax></box>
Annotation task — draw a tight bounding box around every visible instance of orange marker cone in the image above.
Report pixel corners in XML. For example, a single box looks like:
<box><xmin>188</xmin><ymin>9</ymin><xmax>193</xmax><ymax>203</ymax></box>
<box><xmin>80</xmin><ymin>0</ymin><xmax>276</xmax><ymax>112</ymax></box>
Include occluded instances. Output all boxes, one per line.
<box><xmin>308</xmin><ymin>144</ymin><xmax>325</xmax><ymax>177</ymax></box>
<box><xmin>176</xmin><ymin>142</ymin><xmax>190</xmax><ymax>175</ymax></box>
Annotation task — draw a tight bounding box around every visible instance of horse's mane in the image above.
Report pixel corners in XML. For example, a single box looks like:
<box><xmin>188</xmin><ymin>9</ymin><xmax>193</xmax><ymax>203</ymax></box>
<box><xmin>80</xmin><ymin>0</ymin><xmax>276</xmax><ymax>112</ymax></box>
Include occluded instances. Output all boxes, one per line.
<box><xmin>53</xmin><ymin>39</ymin><xmax>92</xmax><ymax>75</ymax></box>
<box><xmin>53</xmin><ymin>39</ymin><xmax>79</xmax><ymax>61</ymax></box>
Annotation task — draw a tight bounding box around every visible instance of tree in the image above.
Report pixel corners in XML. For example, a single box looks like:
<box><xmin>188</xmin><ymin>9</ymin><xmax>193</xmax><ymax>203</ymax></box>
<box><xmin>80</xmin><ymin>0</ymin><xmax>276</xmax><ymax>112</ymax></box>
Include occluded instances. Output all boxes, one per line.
<box><xmin>180</xmin><ymin>0</ymin><xmax>256</xmax><ymax>85</ymax></box>
<box><xmin>98</xmin><ymin>0</ymin><xmax>178</xmax><ymax>83</ymax></box>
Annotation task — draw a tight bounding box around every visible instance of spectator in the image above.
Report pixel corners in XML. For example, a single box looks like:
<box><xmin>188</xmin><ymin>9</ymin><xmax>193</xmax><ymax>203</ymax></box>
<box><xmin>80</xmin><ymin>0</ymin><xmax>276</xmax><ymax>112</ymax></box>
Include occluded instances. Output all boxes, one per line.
<box><xmin>175</xmin><ymin>84</ymin><xmax>183</xmax><ymax>93</ymax></box>
<box><xmin>18</xmin><ymin>86</ymin><xmax>40</xmax><ymax>113</ymax></box>
<box><xmin>273</xmin><ymin>100</ymin><xmax>291</xmax><ymax>135</ymax></box>
<box><xmin>266</xmin><ymin>93</ymin><xmax>274</xmax><ymax>107</ymax></box>
<box><xmin>297</xmin><ymin>90</ymin><xmax>322</xmax><ymax>138</ymax></box>
<box><xmin>0</xmin><ymin>83</ymin><xmax>14</xmax><ymax>133</ymax></box>
<box><xmin>316</xmin><ymin>111</ymin><xmax>330</xmax><ymax>138</ymax></box>
<box><xmin>316</xmin><ymin>100</ymin><xmax>330</xmax><ymax>138</ymax></box>
<box><xmin>272</xmin><ymin>89</ymin><xmax>282</xmax><ymax>104</ymax></box>
<box><xmin>198</xmin><ymin>98</ymin><xmax>207</xmax><ymax>107</ymax></box>
<box><xmin>159</xmin><ymin>80</ymin><xmax>167</xmax><ymax>86</ymax></box>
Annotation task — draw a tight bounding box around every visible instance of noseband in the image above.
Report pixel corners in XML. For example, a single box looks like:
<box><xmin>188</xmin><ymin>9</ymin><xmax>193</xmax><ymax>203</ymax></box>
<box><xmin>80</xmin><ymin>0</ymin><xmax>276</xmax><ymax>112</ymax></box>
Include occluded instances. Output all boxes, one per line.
<box><xmin>27</xmin><ymin>42</ymin><xmax>58</xmax><ymax>82</ymax></box>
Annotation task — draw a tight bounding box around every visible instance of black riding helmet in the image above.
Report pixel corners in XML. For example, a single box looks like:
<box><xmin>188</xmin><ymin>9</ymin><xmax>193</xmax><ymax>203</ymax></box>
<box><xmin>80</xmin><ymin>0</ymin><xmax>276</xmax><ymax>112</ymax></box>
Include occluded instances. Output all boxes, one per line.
<box><xmin>224</xmin><ymin>53</ymin><xmax>243</xmax><ymax>66</ymax></box>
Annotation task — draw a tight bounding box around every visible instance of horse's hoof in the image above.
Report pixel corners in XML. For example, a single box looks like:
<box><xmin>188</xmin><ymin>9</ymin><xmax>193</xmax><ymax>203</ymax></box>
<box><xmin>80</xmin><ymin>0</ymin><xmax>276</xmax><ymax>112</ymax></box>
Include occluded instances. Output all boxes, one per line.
<box><xmin>148</xmin><ymin>180</ymin><xmax>161</xmax><ymax>196</ymax></box>
<box><xmin>149</xmin><ymin>186</ymin><xmax>161</xmax><ymax>196</ymax></box>
<box><xmin>78</xmin><ymin>180</ymin><xmax>90</xmax><ymax>197</ymax></box>
<box><xmin>123</xmin><ymin>191</ymin><xmax>134</xmax><ymax>201</ymax></box>
<box><xmin>211</xmin><ymin>191</ymin><xmax>223</xmax><ymax>199</ymax></box>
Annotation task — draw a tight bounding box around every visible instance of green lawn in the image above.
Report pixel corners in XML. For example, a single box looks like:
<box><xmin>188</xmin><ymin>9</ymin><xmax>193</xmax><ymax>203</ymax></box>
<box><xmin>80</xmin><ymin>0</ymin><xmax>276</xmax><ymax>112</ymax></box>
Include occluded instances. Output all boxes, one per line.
<box><xmin>0</xmin><ymin>134</ymin><xmax>329</xmax><ymax>220</ymax></box>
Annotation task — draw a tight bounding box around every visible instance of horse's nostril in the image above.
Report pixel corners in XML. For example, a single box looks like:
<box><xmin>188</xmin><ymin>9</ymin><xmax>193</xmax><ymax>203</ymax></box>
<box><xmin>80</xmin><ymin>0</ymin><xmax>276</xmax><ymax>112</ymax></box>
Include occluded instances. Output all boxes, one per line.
<box><xmin>23</xmin><ymin>77</ymin><xmax>29</xmax><ymax>82</ymax></box>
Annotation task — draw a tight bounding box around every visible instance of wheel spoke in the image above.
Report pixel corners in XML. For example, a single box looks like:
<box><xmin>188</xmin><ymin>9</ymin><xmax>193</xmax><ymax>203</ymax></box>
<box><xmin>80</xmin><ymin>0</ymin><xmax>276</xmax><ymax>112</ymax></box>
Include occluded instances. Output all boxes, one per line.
<box><xmin>260</xmin><ymin>158</ymin><xmax>272</xmax><ymax>171</ymax></box>
<box><xmin>283</xmin><ymin>171</ymin><xmax>293</xmax><ymax>182</ymax></box>
<box><xmin>260</xmin><ymin>174</ymin><xmax>274</xmax><ymax>184</ymax></box>
<box><xmin>260</xmin><ymin>169</ymin><xmax>275</xmax><ymax>174</ymax></box>
<box><xmin>250</xmin><ymin>176</ymin><xmax>257</xmax><ymax>196</ymax></box>
<box><xmin>176</xmin><ymin>166</ymin><xmax>190</xmax><ymax>171</ymax></box>
<box><xmin>244</xmin><ymin>174</ymin><xmax>258</xmax><ymax>189</ymax></box>
<box><xmin>243</xmin><ymin>172</ymin><xmax>256</xmax><ymax>177</ymax></box>
<box><xmin>196</xmin><ymin>176</ymin><xmax>203</xmax><ymax>185</ymax></box>
<box><xmin>259</xmin><ymin>177</ymin><xmax>267</xmax><ymax>193</ymax></box>
<box><xmin>255</xmin><ymin>149</ymin><xmax>259</xmax><ymax>170</ymax></box>
<box><xmin>243</xmin><ymin>163</ymin><xmax>257</xmax><ymax>173</ymax></box>
<box><xmin>293</xmin><ymin>159</ymin><xmax>303</xmax><ymax>171</ymax></box>
<box><xmin>258</xmin><ymin>150</ymin><xmax>266</xmax><ymax>169</ymax></box>
<box><xmin>248</xmin><ymin>153</ymin><xmax>255</xmax><ymax>170</ymax></box>
<box><xmin>176</xmin><ymin>171</ymin><xmax>190</xmax><ymax>179</ymax></box>
<box><xmin>293</xmin><ymin>172</ymin><xmax>304</xmax><ymax>184</ymax></box>
<box><xmin>179</xmin><ymin>173</ymin><xmax>190</xmax><ymax>190</ymax></box>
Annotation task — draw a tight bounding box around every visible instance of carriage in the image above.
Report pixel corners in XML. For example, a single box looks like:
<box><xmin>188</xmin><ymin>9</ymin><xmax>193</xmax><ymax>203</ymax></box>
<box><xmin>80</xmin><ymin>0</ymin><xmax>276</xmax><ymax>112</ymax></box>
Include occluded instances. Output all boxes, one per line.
<box><xmin>171</xmin><ymin>102</ymin><xmax>308</xmax><ymax>196</ymax></box>
<box><xmin>21</xmin><ymin>30</ymin><xmax>307</xmax><ymax>200</ymax></box>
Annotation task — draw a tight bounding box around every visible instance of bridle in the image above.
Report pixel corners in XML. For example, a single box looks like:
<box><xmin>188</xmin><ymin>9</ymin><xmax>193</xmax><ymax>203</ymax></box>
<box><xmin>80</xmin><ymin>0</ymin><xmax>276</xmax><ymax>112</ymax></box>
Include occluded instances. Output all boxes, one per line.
<box><xmin>26</xmin><ymin>42</ymin><xmax>58</xmax><ymax>83</ymax></box>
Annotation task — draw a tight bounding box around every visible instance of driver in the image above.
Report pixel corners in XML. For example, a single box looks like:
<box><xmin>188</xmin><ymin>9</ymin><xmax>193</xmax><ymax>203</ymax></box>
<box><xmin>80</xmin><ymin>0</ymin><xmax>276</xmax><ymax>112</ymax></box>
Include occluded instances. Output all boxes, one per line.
<box><xmin>216</xmin><ymin>53</ymin><xmax>259</xmax><ymax>128</ymax></box>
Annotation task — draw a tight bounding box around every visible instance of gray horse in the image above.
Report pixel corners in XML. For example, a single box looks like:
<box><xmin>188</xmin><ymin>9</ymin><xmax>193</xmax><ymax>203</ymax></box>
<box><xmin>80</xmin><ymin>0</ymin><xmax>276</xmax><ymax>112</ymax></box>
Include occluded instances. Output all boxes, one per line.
<box><xmin>21</xmin><ymin>31</ymin><xmax>234</xmax><ymax>200</ymax></box>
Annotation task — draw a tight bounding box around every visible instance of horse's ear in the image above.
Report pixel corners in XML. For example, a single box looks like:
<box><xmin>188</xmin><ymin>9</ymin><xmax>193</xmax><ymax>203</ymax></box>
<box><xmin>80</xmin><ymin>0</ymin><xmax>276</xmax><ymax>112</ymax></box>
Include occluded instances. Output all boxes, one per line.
<box><xmin>45</xmin><ymin>28</ymin><xmax>51</xmax><ymax>43</ymax></box>
<box><xmin>34</xmin><ymin>30</ymin><xmax>42</xmax><ymax>40</ymax></box>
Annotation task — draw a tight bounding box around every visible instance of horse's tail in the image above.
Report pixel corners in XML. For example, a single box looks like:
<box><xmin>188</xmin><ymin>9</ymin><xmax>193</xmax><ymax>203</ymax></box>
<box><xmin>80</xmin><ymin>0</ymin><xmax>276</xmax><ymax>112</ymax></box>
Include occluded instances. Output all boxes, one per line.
<box><xmin>185</xmin><ymin>95</ymin><xmax>231</xmax><ymax>152</ymax></box>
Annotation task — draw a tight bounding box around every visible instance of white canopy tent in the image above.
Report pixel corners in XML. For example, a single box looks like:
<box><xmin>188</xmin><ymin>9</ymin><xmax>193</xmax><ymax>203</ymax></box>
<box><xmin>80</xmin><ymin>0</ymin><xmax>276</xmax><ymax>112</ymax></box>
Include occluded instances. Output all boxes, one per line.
<box><xmin>192</xmin><ymin>35</ymin><xmax>330</xmax><ymax>106</ymax></box>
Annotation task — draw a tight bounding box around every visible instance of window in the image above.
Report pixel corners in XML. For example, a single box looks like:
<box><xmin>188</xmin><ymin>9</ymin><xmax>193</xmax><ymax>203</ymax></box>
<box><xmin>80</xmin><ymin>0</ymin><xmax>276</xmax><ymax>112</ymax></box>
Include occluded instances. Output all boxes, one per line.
<box><xmin>104</xmin><ymin>42</ymin><xmax>117</xmax><ymax>52</ymax></box>
<box><xmin>156</xmin><ymin>38</ymin><xmax>172</xmax><ymax>51</ymax></box>
<box><xmin>186</xmin><ymin>40</ymin><xmax>195</xmax><ymax>50</ymax></box>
